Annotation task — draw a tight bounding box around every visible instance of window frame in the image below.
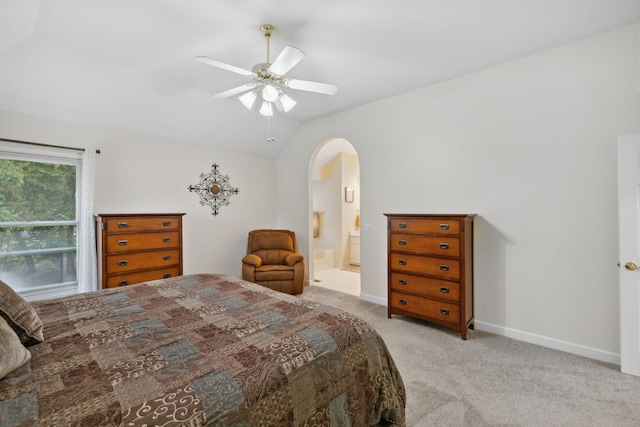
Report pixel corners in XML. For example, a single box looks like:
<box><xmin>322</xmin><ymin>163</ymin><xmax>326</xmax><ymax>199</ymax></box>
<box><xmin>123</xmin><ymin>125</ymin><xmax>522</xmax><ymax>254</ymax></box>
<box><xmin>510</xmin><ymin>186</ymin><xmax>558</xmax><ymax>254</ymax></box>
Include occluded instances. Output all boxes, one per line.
<box><xmin>0</xmin><ymin>141</ymin><xmax>84</xmax><ymax>299</ymax></box>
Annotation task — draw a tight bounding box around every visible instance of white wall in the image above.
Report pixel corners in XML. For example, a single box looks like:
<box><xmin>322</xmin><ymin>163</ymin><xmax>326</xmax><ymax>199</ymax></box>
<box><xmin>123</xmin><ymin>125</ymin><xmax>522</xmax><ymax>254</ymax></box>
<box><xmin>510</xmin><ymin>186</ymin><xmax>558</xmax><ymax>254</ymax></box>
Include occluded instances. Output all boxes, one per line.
<box><xmin>0</xmin><ymin>110</ymin><xmax>277</xmax><ymax>278</ymax></box>
<box><xmin>276</xmin><ymin>24</ymin><xmax>640</xmax><ymax>361</ymax></box>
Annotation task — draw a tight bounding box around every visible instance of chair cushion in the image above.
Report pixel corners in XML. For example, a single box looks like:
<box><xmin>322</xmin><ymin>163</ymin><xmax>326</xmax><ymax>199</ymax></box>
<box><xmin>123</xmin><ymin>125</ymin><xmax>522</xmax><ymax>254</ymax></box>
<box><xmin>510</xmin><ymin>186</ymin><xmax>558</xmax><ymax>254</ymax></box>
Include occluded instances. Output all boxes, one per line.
<box><xmin>285</xmin><ymin>253</ymin><xmax>304</xmax><ymax>266</ymax></box>
<box><xmin>0</xmin><ymin>279</ymin><xmax>44</xmax><ymax>346</ymax></box>
<box><xmin>242</xmin><ymin>254</ymin><xmax>263</xmax><ymax>267</ymax></box>
<box><xmin>252</xmin><ymin>232</ymin><xmax>294</xmax><ymax>252</ymax></box>
<box><xmin>251</xmin><ymin>232</ymin><xmax>294</xmax><ymax>265</ymax></box>
<box><xmin>255</xmin><ymin>265</ymin><xmax>295</xmax><ymax>281</ymax></box>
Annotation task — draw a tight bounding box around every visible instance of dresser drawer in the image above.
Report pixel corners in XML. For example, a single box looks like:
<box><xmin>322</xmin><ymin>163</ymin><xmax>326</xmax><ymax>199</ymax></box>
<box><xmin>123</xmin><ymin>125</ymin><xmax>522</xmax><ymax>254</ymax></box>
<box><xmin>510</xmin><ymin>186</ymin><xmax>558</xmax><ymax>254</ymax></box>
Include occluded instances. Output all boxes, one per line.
<box><xmin>106</xmin><ymin>231</ymin><xmax>180</xmax><ymax>253</ymax></box>
<box><xmin>105</xmin><ymin>216</ymin><xmax>180</xmax><ymax>233</ymax></box>
<box><xmin>390</xmin><ymin>291</ymin><xmax>461</xmax><ymax>325</ymax></box>
<box><xmin>106</xmin><ymin>249</ymin><xmax>180</xmax><ymax>274</ymax></box>
<box><xmin>390</xmin><ymin>233</ymin><xmax>460</xmax><ymax>257</ymax></box>
<box><xmin>105</xmin><ymin>267</ymin><xmax>180</xmax><ymax>288</ymax></box>
<box><xmin>390</xmin><ymin>218</ymin><xmax>460</xmax><ymax>235</ymax></box>
<box><xmin>390</xmin><ymin>272</ymin><xmax>460</xmax><ymax>302</ymax></box>
<box><xmin>390</xmin><ymin>253</ymin><xmax>460</xmax><ymax>279</ymax></box>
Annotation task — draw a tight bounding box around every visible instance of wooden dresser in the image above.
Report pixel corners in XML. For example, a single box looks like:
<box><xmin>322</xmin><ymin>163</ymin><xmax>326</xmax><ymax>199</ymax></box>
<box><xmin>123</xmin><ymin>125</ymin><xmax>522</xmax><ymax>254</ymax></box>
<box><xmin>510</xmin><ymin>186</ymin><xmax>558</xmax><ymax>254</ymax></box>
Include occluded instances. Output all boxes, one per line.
<box><xmin>96</xmin><ymin>213</ymin><xmax>185</xmax><ymax>289</ymax></box>
<box><xmin>384</xmin><ymin>213</ymin><xmax>475</xmax><ymax>339</ymax></box>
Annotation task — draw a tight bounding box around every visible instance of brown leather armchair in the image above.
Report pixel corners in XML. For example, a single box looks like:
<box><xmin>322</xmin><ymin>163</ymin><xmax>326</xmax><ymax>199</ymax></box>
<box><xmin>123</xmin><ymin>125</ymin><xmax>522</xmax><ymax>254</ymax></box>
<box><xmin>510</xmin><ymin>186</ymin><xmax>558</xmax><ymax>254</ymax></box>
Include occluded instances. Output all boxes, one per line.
<box><xmin>242</xmin><ymin>229</ymin><xmax>305</xmax><ymax>295</ymax></box>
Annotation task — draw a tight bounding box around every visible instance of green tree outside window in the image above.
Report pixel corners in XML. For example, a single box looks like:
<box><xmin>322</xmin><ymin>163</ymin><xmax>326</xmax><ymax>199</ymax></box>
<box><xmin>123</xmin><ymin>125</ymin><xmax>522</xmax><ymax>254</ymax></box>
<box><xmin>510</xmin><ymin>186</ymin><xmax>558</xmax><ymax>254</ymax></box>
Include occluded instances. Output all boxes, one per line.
<box><xmin>0</xmin><ymin>159</ymin><xmax>78</xmax><ymax>290</ymax></box>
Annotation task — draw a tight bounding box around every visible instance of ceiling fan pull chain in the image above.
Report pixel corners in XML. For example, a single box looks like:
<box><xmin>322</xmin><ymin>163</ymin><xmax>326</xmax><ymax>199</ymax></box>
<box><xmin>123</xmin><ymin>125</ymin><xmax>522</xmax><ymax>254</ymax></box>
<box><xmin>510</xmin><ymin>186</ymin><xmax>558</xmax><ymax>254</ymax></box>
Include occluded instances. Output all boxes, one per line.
<box><xmin>266</xmin><ymin>114</ymin><xmax>275</xmax><ymax>143</ymax></box>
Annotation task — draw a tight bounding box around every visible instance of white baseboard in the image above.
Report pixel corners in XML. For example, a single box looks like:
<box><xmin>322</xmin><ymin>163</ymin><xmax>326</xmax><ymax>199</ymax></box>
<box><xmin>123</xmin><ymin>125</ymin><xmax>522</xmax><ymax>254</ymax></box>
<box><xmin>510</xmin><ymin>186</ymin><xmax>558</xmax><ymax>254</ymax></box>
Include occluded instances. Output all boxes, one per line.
<box><xmin>359</xmin><ymin>292</ymin><xmax>387</xmax><ymax>306</ymax></box>
<box><xmin>474</xmin><ymin>320</ymin><xmax>620</xmax><ymax>365</ymax></box>
<box><xmin>350</xmin><ymin>291</ymin><xmax>621</xmax><ymax>366</ymax></box>
<box><xmin>354</xmin><ymin>294</ymin><xmax>620</xmax><ymax>366</ymax></box>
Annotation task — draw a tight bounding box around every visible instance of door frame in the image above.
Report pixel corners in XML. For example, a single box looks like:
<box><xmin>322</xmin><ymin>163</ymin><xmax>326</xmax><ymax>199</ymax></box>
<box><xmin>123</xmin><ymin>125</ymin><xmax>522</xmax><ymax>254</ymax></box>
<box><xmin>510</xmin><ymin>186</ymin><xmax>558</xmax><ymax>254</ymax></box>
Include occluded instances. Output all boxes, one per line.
<box><xmin>617</xmin><ymin>133</ymin><xmax>640</xmax><ymax>376</ymax></box>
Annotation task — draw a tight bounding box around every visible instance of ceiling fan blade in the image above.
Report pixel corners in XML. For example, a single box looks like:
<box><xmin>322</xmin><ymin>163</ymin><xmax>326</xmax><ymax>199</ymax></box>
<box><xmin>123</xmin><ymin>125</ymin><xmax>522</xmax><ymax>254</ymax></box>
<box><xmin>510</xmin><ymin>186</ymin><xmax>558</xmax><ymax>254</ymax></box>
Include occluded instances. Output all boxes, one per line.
<box><xmin>286</xmin><ymin>78</ymin><xmax>338</xmax><ymax>95</ymax></box>
<box><xmin>196</xmin><ymin>56</ymin><xmax>255</xmax><ymax>77</ymax></box>
<box><xmin>269</xmin><ymin>46</ymin><xmax>305</xmax><ymax>76</ymax></box>
<box><xmin>213</xmin><ymin>84</ymin><xmax>255</xmax><ymax>99</ymax></box>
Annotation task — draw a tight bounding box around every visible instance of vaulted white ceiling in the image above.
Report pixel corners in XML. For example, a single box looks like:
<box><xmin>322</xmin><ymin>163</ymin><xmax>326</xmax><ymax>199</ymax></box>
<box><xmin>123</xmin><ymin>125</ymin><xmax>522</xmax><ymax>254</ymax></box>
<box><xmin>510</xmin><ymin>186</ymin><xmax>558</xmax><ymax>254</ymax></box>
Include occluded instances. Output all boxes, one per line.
<box><xmin>1</xmin><ymin>0</ymin><xmax>638</xmax><ymax>157</ymax></box>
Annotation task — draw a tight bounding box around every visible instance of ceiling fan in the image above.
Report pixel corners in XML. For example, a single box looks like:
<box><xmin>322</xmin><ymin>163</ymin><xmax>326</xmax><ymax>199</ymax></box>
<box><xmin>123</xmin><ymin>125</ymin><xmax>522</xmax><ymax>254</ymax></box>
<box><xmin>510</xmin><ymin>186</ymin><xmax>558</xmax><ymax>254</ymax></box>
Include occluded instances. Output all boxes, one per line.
<box><xmin>196</xmin><ymin>25</ymin><xmax>338</xmax><ymax>117</ymax></box>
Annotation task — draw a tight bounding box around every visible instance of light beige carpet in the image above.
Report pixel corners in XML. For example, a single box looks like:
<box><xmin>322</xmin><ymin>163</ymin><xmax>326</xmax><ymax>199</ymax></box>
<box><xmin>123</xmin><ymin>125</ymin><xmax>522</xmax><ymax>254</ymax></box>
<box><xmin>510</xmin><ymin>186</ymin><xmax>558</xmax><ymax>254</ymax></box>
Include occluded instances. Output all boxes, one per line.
<box><xmin>302</xmin><ymin>284</ymin><xmax>640</xmax><ymax>426</ymax></box>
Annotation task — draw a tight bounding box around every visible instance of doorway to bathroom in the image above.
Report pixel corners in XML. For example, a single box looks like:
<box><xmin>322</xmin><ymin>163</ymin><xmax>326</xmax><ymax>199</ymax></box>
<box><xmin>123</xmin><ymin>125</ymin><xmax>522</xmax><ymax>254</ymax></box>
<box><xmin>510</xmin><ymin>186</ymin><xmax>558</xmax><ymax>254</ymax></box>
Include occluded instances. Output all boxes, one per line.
<box><xmin>309</xmin><ymin>138</ymin><xmax>360</xmax><ymax>296</ymax></box>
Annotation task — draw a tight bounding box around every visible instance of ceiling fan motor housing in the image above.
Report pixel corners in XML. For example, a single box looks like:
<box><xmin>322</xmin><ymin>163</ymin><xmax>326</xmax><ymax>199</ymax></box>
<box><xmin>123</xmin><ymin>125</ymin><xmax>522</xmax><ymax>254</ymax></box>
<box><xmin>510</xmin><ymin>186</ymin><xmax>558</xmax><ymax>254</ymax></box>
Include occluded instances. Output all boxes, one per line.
<box><xmin>252</xmin><ymin>63</ymin><xmax>286</xmax><ymax>90</ymax></box>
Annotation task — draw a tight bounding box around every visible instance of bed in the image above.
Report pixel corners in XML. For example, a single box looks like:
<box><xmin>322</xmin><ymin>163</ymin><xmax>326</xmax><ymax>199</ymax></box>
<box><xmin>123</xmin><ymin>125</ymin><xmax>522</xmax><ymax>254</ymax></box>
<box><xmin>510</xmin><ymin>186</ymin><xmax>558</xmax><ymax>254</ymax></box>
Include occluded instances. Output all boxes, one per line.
<box><xmin>0</xmin><ymin>273</ymin><xmax>405</xmax><ymax>426</ymax></box>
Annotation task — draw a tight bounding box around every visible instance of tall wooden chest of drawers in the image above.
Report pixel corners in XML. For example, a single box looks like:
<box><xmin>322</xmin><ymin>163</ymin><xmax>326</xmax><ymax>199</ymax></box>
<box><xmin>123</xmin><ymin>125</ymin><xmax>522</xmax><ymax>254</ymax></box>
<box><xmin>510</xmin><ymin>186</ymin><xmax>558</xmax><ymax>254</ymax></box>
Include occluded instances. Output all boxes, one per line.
<box><xmin>384</xmin><ymin>213</ymin><xmax>475</xmax><ymax>339</ymax></box>
<box><xmin>96</xmin><ymin>213</ymin><xmax>185</xmax><ymax>289</ymax></box>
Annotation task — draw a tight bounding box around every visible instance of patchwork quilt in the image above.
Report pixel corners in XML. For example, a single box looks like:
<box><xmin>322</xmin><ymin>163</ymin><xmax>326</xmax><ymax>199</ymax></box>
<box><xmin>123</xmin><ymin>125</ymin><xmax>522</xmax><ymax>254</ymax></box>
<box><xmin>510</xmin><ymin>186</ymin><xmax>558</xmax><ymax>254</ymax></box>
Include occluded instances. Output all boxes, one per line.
<box><xmin>0</xmin><ymin>274</ymin><xmax>405</xmax><ymax>426</ymax></box>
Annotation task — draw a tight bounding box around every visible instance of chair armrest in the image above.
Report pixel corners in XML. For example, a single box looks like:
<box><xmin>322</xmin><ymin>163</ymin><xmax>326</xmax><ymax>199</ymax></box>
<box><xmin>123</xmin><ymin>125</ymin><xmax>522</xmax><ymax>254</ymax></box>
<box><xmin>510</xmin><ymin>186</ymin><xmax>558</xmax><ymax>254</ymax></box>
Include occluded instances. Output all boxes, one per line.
<box><xmin>285</xmin><ymin>253</ymin><xmax>304</xmax><ymax>266</ymax></box>
<box><xmin>242</xmin><ymin>254</ymin><xmax>263</xmax><ymax>267</ymax></box>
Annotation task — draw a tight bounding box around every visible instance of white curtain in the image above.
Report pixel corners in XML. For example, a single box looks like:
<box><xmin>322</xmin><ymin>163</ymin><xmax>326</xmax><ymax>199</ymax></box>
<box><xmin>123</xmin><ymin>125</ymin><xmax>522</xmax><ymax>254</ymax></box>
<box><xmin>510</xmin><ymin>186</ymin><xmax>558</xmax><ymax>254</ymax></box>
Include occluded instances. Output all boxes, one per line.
<box><xmin>77</xmin><ymin>148</ymin><xmax>97</xmax><ymax>293</ymax></box>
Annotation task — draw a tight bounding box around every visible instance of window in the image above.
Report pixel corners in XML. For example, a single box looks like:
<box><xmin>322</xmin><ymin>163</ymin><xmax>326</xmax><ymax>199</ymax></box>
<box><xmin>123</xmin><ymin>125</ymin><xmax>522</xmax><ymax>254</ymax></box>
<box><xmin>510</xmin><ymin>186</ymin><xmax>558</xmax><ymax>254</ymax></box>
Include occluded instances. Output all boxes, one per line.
<box><xmin>0</xmin><ymin>143</ymin><xmax>84</xmax><ymax>298</ymax></box>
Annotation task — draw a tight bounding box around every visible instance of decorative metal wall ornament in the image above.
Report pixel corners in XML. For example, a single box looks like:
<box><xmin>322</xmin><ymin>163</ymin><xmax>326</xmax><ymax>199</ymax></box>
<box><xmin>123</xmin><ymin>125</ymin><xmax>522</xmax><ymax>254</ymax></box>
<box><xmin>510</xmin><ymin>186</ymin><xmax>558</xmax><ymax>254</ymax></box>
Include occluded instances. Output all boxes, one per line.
<box><xmin>188</xmin><ymin>163</ymin><xmax>239</xmax><ymax>216</ymax></box>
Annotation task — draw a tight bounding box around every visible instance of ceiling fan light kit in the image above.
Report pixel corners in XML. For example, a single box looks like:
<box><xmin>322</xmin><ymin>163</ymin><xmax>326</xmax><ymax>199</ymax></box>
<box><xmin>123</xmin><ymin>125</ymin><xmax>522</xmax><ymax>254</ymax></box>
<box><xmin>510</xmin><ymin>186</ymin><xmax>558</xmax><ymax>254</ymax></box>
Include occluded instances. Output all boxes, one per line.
<box><xmin>259</xmin><ymin>101</ymin><xmax>273</xmax><ymax>117</ymax></box>
<box><xmin>277</xmin><ymin>92</ymin><xmax>296</xmax><ymax>112</ymax></box>
<box><xmin>239</xmin><ymin>91</ymin><xmax>257</xmax><ymax>109</ymax></box>
<box><xmin>196</xmin><ymin>24</ymin><xmax>337</xmax><ymax>122</ymax></box>
<box><xmin>262</xmin><ymin>84</ymin><xmax>279</xmax><ymax>103</ymax></box>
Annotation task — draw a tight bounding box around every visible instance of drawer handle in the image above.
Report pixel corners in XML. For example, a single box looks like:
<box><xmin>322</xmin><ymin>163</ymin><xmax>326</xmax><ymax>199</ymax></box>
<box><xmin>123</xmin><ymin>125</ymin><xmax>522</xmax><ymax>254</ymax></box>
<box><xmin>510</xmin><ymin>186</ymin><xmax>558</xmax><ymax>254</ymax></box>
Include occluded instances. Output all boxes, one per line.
<box><xmin>163</xmin><ymin>255</ymin><xmax>171</xmax><ymax>261</ymax></box>
<box><xmin>439</xmin><ymin>224</ymin><xmax>449</xmax><ymax>230</ymax></box>
<box><xmin>439</xmin><ymin>243</ymin><xmax>449</xmax><ymax>249</ymax></box>
<box><xmin>398</xmin><ymin>259</ymin><xmax>407</xmax><ymax>266</ymax></box>
<box><xmin>398</xmin><ymin>279</ymin><xmax>407</xmax><ymax>285</ymax></box>
<box><xmin>118</xmin><ymin>281</ymin><xmax>128</xmax><ymax>287</ymax></box>
<box><xmin>118</xmin><ymin>240</ymin><xmax>128</xmax><ymax>246</ymax></box>
<box><xmin>399</xmin><ymin>299</ymin><xmax>407</xmax><ymax>305</ymax></box>
<box><xmin>398</xmin><ymin>240</ymin><xmax>407</xmax><ymax>245</ymax></box>
<box><xmin>162</xmin><ymin>221</ymin><xmax>171</xmax><ymax>227</ymax></box>
<box><xmin>118</xmin><ymin>260</ymin><xmax>128</xmax><ymax>266</ymax></box>
<box><xmin>163</xmin><ymin>274</ymin><xmax>172</xmax><ymax>278</ymax></box>
<box><xmin>398</xmin><ymin>223</ymin><xmax>407</xmax><ymax>228</ymax></box>
<box><xmin>117</xmin><ymin>222</ymin><xmax>128</xmax><ymax>228</ymax></box>
<box><xmin>440</xmin><ymin>308</ymin><xmax>450</xmax><ymax>315</ymax></box>
<box><xmin>440</xmin><ymin>265</ymin><xmax>449</xmax><ymax>271</ymax></box>
<box><xmin>440</xmin><ymin>286</ymin><xmax>450</xmax><ymax>293</ymax></box>
<box><xmin>162</xmin><ymin>237</ymin><xmax>171</xmax><ymax>242</ymax></box>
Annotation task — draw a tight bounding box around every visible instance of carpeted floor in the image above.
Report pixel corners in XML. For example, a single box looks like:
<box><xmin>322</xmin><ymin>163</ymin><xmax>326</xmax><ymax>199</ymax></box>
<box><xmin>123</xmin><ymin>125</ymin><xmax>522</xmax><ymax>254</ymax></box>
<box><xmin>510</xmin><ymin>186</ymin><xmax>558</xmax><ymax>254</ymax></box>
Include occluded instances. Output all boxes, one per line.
<box><xmin>302</xmin><ymin>284</ymin><xmax>640</xmax><ymax>426</ymax></box>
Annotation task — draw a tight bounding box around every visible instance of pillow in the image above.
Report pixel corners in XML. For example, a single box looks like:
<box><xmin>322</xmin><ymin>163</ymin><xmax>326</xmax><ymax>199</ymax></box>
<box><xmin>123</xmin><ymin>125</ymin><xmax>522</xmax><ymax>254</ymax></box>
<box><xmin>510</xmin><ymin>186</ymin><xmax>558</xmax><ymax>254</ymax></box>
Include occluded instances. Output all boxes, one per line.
<box><xmin>0</xmin><ymin>279</ymin><xmax>44</xmax><ymax>346</ymax></box>
<box><xmin>0</xmin><ymin>316</ymin><xmax>31</xmax><ymax>380</ymax></box>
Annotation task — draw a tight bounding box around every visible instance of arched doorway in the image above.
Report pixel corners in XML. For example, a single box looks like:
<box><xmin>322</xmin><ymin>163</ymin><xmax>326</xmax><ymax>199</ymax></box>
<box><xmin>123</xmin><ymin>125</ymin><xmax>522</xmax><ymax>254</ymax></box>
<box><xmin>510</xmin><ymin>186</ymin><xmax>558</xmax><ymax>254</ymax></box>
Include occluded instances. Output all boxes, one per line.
<box><xmin>308</xmin><ymin>138</ymin><xmax>360</xmax><ymax>296</ymax></box>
